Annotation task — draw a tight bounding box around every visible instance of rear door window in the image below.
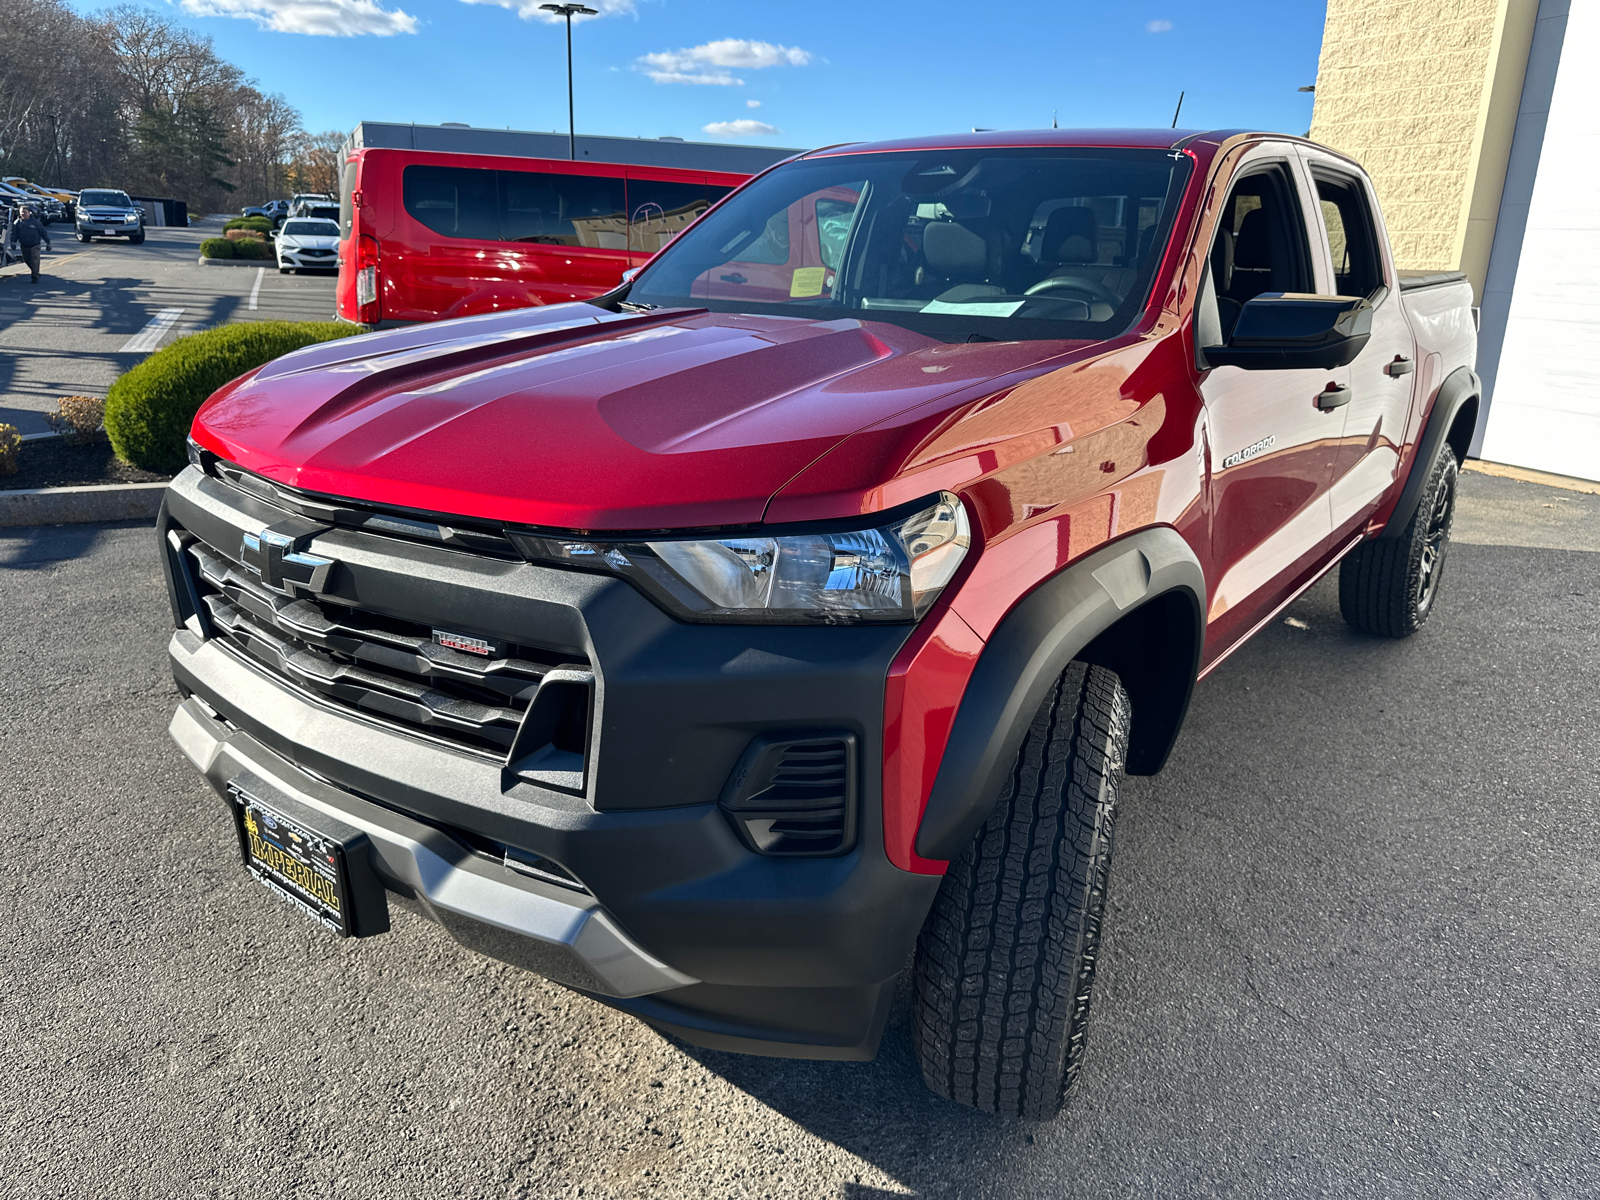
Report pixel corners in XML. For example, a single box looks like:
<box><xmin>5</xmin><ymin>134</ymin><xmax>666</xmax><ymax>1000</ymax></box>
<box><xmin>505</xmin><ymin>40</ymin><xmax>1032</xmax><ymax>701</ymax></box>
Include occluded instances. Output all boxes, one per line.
<box><xmin>625</xmin><ymin>176</ymin><xmax>734</xmax><ymax>253</ymax></box>
<box><xmin>401</xmin><ymin>163</ymin><xmax>627</xmax><ymax>247</ymax></box>
<box><xmin>1312</xmin><ymin>171</ymin><xmax>1383</xmax><ymax>297</ymax></box>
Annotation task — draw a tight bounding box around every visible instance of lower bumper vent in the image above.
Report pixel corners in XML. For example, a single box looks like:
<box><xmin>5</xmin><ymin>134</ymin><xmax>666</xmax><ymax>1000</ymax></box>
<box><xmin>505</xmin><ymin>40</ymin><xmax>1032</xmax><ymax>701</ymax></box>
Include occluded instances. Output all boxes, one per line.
<box><xmin>719</xmin><ymin>732</ymin><xmax>858</xmax><ymax>857</ymax></box>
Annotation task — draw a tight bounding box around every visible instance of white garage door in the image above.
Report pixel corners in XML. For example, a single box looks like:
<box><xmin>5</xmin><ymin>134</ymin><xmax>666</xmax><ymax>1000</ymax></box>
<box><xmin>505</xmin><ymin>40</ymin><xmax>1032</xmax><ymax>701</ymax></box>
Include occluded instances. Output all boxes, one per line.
<box><xmin>1480</xmin><ymin>0</ymin><xmax>1600</xmax><ymax>482</ymax></box>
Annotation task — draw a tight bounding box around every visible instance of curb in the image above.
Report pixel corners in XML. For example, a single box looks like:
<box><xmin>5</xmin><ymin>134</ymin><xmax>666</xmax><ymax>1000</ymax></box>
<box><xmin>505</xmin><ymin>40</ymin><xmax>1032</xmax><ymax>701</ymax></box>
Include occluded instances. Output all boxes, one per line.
<box><xmin>0</xmin><ymin>481</ymin><xmax>167</xmax><ymax>527</ymax></box>
<box><xmin>198</xmin><ymin>257</ymin><xmax>269</xmax><ymax>267</ymax></box>
<box><xmin>1463</xmin><ymin>458</ymin><xmax>1600</xmax><ymax>496</ymax></box>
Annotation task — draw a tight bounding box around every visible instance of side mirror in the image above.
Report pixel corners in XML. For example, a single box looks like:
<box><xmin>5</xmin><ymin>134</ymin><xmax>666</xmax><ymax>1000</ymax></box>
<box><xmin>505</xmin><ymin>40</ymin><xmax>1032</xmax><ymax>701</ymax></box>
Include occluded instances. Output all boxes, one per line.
<box><xmin>1204</xmin><ymin>292</ymin><xmax>1374</xmax><ymax>371</ymax></box>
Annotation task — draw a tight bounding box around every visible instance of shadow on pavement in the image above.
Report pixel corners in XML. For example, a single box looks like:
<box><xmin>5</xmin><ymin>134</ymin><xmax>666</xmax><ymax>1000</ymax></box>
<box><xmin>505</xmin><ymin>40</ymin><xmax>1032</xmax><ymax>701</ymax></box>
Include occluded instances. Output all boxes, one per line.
<box><xmin>673</xmin><ymin>973</ymin><xmax>1029</xmax><ymax>1196</ymax></box>
<box><xmin>0</xmin><ymin>518</ymin><xmax>155</xmax><ymax>569</ymax></box>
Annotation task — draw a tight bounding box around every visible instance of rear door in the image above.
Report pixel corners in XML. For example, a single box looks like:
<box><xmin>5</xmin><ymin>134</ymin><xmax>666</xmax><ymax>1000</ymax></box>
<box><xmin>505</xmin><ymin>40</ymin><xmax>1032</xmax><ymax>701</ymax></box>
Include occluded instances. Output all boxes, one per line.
<box><xmin>1300</xmin><ymin>152</ymin><xmax>1418</xmax><ymax>538</ymax></box>
<box><xmin>1194</xmin><ymin>145</ymin><xmax>1343</xmax><ymax>660</ymax></box>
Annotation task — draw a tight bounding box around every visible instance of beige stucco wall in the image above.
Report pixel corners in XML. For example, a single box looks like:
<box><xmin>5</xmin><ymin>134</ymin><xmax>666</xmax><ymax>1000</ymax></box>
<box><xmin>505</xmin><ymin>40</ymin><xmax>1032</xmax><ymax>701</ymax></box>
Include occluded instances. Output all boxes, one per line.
<box><xmin>1309</xmin><ymin>0</ymin><xmax>1540</xmax><ymax>299</ymax></box>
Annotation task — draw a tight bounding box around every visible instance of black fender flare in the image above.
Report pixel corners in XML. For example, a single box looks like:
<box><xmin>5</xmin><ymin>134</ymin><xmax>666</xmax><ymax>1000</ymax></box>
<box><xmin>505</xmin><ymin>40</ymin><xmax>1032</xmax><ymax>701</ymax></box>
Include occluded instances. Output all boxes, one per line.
<box><xmin>1377</xmin><ymin>365</ymin><xmax>1480</xmax><ymax>540</ymax></box>
<box><xmin>914</xmin><ymin>528</ymin><xmax>1206</xmax><ymax>862</ymax></box>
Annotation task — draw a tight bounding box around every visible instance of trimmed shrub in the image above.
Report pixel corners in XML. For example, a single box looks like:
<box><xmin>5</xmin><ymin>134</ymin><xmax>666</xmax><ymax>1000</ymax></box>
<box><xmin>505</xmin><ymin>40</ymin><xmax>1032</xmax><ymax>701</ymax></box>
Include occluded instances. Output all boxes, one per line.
<box><xmin>0</xmin><ymin>424</ymin><xmax>19</xmax><ymax>476</ymax></box>
<box><xmin>224</xmin><ymin>216</ymin><xmax>273</xmax><ymax>234</ymax></box>
<box><xmin>105</xmin><ymin>321</ymin><xmax>366</xmax><ymax>473</ymax></box>
<box><xmin>45</xmin><ymin>395</ymin><xmax>106</xmax><ymax>445</ymax></box>
<box><xmin>199</xmin><ymin>238</ymin><xmax>235</xmax><ymax>259</ymax></box>
<box><xmin>232</xmin><ymin>238</ymin><xmax>274</xmax><ymax>260</ymax></box>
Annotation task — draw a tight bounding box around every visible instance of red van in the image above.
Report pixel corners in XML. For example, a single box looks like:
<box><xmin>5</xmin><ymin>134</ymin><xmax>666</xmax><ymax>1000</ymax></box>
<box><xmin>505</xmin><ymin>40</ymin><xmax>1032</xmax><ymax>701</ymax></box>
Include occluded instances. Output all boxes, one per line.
<box><xmin>337</xmin><ymin>147</ymin><xmax>753</xmax><ymax>325</ymax></box>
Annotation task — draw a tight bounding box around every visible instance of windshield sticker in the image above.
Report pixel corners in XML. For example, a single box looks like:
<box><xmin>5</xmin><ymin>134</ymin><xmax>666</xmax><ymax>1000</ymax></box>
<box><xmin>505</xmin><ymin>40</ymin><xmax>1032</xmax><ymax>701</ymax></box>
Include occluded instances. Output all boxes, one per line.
<box><xmin>790</xmin><ymin>267</ymin><xmax>826</xmax><ymax>298</ymax></box>
<box><xmin>922</xmin><ymin>298</ymin><xmax>1026</xmax><ymax>318</ymax></box>
<box><xmin>1221</xmin><ymin>435</ymin><xmax>1276</xmax><ymax>470</ymax></box>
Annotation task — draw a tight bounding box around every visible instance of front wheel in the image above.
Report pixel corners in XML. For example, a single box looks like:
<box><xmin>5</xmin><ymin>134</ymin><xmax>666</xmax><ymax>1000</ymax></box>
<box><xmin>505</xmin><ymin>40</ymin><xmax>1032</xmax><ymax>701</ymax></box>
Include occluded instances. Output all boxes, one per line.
<box><xmin>1339</xmin><ymin>439</ymin><xmax>1459</xmax><ymax>637</ymax></box>
<box><xmin>76</xmin><ymin>232</ymin><xmax>90</xmax><ymax>243</ymax></box>
<box><xmin>128</xmin><ymin>231</ymin><xmax>144</xmax><ymax>245</ymax></box>
<box><xmin>913</xmin><ymin>661</ymin><xmax>1130</xmax><ymax>1119</ymax></box>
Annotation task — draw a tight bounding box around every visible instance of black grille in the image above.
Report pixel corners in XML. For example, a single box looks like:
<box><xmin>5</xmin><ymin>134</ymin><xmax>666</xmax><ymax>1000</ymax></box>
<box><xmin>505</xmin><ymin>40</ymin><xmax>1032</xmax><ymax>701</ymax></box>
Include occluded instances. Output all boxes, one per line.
<box><xmin>720</xmin><ymin>733</ymin><xmax>858</xmax><ymax>857</ymax></box>
<box><xmin>177</xmin><ymin>529</ymin><xmax>585</xmax><ymax>759</ymax></box>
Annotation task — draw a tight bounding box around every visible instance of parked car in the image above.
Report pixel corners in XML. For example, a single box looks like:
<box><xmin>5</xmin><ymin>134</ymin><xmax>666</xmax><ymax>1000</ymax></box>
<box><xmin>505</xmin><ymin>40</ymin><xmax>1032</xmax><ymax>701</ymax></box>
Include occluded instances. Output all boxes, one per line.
<box><xmin>0</xmin><ymin>181</ymin><xmax>60</xmax><ymax>223</ymax></box>
<box><xmin>275</xmin><ymin>217</ymin><xmax>339</xmax><ymax>273</ymax></box>
<box><xmin>75</xmin><ymin>189</ymin><xmax>145</xmax><ymax>243</ymax></box>
<box><xmin>2</xmin><ymin>179</ymin><xmax>68</xmax><ymax>222</ymax></box>
<box><xmin>286</xmin><ymin>193</ymin><xmax>332</xmax><ymax>220</ymax></box>
<box><xmin>162</xmin><ymin>127</ymin><xmax>1479</xmax><ymax>1120</ymax></box>
<box><xmin>335</xmin><ymin>146</ymin><xmax>748</xmax><ymax>325</ymax></box>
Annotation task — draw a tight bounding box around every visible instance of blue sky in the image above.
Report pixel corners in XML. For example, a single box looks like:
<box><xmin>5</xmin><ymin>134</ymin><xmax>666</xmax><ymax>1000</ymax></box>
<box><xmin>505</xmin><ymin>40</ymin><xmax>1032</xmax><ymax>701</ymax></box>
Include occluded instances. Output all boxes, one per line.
<box><xmin>74</xmin><ymin>0</ymin><xmax>1328</xmax><ymax>149</ymax></box>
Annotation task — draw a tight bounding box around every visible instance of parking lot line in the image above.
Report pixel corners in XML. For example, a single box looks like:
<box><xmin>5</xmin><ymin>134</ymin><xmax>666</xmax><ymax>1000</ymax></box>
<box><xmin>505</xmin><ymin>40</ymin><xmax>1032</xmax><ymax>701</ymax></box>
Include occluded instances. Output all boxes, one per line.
<box><xmin>249</xmin><ymin>267</ymin><xmax>263</xmax><ymax>311</ymax></box>
<box><xmin>120</xmin><ymin>308</ymin><xmax>184</xmax><ymax>354</ymax></box>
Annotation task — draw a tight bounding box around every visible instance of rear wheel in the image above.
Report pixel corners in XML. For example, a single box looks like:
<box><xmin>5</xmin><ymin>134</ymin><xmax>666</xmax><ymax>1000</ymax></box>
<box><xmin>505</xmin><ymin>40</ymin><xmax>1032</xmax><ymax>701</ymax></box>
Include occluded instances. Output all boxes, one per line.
<box><xmin>1339</xmin><ymin>440</ymin><xmax>1459</xmax><ymax>637</ymax></box>
<box><xmin>913</xmin><ymin>661</ymin><xmax>1130</xmax><ymax>1119</ymax></box>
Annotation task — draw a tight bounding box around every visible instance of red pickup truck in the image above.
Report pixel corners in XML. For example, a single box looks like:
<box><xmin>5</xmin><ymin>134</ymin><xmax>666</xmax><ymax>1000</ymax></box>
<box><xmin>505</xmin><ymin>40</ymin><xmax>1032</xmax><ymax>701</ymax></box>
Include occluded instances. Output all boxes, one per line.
<box><xmin>161</xmin><ymin>128</ymin><xmax>1478</xmax><ymax>1119</ymax></box>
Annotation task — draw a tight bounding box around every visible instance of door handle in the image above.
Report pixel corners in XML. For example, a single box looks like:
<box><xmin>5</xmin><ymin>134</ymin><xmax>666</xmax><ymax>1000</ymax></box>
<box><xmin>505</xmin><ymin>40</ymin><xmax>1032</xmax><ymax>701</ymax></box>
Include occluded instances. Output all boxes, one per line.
<box><xmin>1385</xmin><ymin>356</ymin><xmax>1414</xmax><ymax>377</ymax></box>
<box><xmin>1315</xmin><ymin>384</ymin><xmax>1352</xmax><ymax>411</ymax></box>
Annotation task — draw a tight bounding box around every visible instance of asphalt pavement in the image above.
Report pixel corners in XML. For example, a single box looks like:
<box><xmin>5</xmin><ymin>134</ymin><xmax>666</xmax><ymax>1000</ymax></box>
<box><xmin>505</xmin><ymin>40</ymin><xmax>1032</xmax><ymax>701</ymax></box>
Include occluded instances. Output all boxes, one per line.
<box><xmin>0</xmin><ymin>218</ymin><xmax>337</xmax><ymax>435</ymax></box>
<box><xmin>2</xmin><ymin>470</ymin><xmax>1597</xmax><ymax>1199</ymax></box>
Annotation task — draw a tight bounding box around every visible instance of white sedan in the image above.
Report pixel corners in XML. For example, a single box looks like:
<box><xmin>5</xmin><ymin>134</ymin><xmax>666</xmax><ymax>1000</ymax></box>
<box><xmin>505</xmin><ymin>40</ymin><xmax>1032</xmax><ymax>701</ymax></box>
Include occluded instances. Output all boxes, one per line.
<box><xmin>276</xmin><ymin>218</ymin><xmax>340</xmax><ymax>274</ymax></box>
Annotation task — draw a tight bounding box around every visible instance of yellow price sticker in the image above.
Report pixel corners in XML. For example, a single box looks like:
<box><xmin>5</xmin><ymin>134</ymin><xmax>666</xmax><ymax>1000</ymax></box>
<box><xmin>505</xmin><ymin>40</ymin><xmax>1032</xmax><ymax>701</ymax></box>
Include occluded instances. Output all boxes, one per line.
<box><xmin>789</xmin><ymin>267</ymin><xmax>827</xmax><ymax>298</ymax></box>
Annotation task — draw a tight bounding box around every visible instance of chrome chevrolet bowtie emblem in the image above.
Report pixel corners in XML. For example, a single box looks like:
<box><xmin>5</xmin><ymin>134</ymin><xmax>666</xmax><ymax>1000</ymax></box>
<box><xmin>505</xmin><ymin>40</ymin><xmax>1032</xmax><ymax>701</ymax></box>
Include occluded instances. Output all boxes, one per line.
<box><xmin>240</xmin><ymin>525</ymin><xmax>335</xmax><ymax>596</ymax></box>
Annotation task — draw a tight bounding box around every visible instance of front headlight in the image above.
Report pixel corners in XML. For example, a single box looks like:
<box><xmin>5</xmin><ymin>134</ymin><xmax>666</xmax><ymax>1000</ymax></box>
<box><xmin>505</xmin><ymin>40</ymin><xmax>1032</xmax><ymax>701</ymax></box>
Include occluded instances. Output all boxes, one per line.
<box><xmin>510</xmin><ymin>493</ymin><xmax>971</xmax><ymax>625</ymax></box>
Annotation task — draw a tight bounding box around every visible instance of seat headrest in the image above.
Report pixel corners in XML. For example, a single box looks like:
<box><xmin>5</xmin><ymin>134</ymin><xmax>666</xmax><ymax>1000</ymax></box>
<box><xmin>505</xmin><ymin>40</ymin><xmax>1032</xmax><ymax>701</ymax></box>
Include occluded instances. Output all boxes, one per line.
<box><xmin>1233</xmin><ymin>207</ymin><xmax>1273</xmax><ymax>270</ymax></box>
<box><xmin>1041</xmin><ymin>206</ymin><xmax>1098</xmax><ymax>264</ymax></box>
<box><xmin>923</xmin><ymin>219</ymin><xmax>993</xmax><ymax>282</ymax></box>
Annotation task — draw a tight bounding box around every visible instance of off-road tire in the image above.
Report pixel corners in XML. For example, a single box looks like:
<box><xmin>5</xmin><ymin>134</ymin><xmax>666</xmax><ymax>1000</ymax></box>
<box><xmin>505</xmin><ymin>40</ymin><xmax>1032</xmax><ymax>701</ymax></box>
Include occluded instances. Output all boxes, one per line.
<box><xmin>1339</xmin><ymin>440</ymin><xmax>1459</xmax><ymax>637</ymax></box>
<box><xmin>912</xmin><ymin>661</ymin><xmax>1130</xmax><ymax>1120</ymax></box>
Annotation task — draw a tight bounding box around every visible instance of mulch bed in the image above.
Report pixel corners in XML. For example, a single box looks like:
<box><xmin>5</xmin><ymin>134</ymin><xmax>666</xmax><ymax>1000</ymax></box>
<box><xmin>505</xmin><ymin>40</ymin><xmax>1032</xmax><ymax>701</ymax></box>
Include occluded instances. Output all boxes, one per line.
<box><xmin>1</xmin><ymin>437</ymin><xmax>171</xmax><ymax>490</ymax></box>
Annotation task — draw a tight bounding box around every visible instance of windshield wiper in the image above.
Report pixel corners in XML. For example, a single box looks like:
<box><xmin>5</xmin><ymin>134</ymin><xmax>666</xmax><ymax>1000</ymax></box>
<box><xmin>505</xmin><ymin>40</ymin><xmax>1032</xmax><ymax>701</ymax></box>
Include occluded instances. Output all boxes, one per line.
<box><xmin>618</xmin><ymin>300</ymin><xmax>659</xmax><ymax>313</ymax></box>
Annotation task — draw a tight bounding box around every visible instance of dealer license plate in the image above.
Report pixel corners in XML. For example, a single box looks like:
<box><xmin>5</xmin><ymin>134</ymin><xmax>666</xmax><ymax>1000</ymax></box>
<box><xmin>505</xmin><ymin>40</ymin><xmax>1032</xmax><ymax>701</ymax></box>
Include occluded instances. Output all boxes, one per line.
<box><xmin>229</xmin><ymin>785</ymin><xmax>352</xmax><ymax>935</ymax></box>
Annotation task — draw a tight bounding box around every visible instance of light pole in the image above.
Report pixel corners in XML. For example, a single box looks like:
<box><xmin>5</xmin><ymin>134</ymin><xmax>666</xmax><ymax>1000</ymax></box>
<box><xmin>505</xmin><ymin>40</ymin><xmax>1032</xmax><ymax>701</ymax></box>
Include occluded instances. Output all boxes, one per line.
<box><xmin>540</xmin><ymin>3</ymin><xmax>597</xmax><ymax>160</ymax></box>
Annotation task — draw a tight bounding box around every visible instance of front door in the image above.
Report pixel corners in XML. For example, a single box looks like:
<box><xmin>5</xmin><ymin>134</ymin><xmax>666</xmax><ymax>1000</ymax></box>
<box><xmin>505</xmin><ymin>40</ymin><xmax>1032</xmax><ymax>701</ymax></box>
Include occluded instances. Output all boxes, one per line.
<box><xmin>1195</xmin><ymin>152</ymin><xmax>1344</xmax><ymax>662</ymax></box>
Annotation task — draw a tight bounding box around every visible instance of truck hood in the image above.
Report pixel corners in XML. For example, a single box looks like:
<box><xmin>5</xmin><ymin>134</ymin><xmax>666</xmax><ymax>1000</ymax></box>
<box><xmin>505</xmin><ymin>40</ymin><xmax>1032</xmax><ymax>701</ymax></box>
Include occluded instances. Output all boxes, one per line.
<box><xmin>193</xmin><ymin>304</ymin><xmax>1067</xmax><ymax>529</ymax></box>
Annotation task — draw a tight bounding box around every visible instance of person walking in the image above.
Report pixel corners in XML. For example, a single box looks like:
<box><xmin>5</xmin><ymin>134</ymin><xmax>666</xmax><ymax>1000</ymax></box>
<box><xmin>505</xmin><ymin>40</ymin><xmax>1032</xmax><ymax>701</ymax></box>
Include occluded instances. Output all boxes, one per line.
<box><xmin>11</xmin><ymin>205</ymin><xmax>49</xmax><ymax>284</ymax></box>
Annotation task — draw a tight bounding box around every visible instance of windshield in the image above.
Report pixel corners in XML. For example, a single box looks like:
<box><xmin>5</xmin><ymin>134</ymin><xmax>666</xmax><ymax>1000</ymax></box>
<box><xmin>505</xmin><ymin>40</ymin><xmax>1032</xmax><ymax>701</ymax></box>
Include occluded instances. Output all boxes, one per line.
<box><xmin>81</xmin><ymin>190</ymin><xmax>133</xmax><ymax>207</ymax></box>
<box><xmin>283</xmin><ymin>219</ymin><xmax>338</xmax><ymax>237</ymax></box>
<box><xmin>626</xmin><ymin>147</ymin><xmax>1191</xmax><ymax>343</ymax></box>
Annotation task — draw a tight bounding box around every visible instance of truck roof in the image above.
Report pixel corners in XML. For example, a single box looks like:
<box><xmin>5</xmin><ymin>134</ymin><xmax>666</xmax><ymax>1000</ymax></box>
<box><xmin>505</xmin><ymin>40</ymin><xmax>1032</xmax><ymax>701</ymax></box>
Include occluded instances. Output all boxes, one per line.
<box><xmin>803</xmin><ymin>127</ymin><xmax>1304</xmax><ymax>158</ymax></box>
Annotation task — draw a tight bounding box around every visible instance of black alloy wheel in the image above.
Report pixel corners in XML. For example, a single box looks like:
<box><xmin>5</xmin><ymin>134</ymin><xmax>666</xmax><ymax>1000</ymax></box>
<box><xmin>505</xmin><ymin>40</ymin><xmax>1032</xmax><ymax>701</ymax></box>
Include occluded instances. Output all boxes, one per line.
<box><xmin>1338</xmin><ymin>439</ymin><xmax>1459</xmax><ymax>637</ymax></box>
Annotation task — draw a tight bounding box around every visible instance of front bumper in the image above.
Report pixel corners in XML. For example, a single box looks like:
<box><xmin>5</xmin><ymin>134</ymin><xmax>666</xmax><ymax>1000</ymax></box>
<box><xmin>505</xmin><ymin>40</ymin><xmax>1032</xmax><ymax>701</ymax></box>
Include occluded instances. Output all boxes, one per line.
<box><xmin>159</xmin><ymin>466</ymin><xmax>941</xmax><ymax>1058</ymax></box>
<box><xmin>170</xmin><ymin>693</ymin><xmax>696</xmax><ymax>997</ymax></box>
<box><xmin>278</xmin><ymin>248</ymin><xmax>337</xmax><ymax>269</ymax></box>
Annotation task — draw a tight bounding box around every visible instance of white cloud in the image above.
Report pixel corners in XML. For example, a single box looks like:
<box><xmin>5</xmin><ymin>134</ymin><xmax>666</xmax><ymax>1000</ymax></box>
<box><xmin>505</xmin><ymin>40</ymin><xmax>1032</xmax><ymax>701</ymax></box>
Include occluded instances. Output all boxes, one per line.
<box><xmin>181</xmin><ymin>0</ymin><xmax>416</xmax><ymax>34</ymax></box>
<box><xmin>459</xmin><ymin>0</ymin><xmax>634</xmax><ymax>23</ymax></box>
<box><xmin>1146</xmin><ymin>18</ymin><xmax>1172</xmax><ymax>31</ymax></box>
<box><xmin>703</xmin><ymin>119</ymin><xmax>780</xmax><ymax>138</ymax></box>
<box><xmin>746</xmin><ymin>99</ymin><xmax>761</xmax><ymax>109</ymax></box>
<box><xmin>638</xmin><ymin>39</ymin><xmax>812</xmax><ymax>85</ymax></box>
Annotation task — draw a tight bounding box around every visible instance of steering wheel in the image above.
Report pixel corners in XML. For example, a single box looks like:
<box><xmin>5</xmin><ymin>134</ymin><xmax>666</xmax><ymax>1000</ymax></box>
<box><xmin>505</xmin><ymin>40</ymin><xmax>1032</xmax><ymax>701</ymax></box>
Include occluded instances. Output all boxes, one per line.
<box><xmin>1023</xmin><ymin>276</ymin><xmax>1122</xmax><ymax>307</ymax></box>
